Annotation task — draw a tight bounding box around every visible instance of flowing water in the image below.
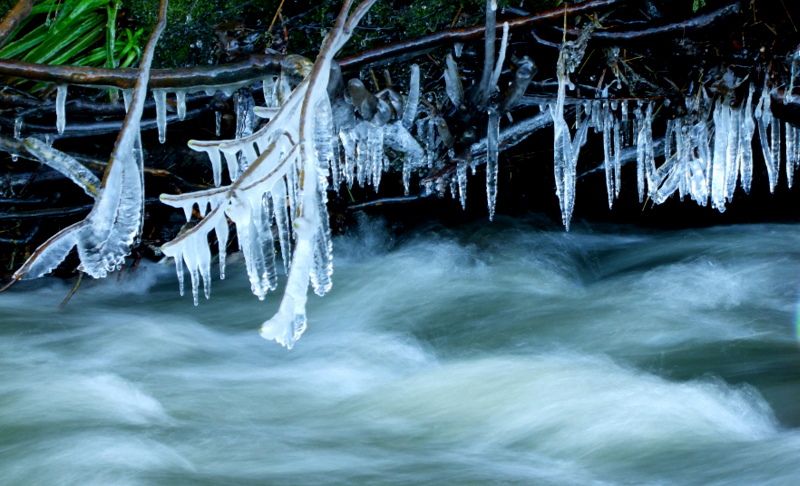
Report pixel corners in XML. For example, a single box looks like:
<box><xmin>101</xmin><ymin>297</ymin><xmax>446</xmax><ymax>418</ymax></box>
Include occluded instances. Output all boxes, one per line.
<box><xmin>1</xmin><ymin>217</ymin><xmax>799</xmax><ymax>485</ymax></box>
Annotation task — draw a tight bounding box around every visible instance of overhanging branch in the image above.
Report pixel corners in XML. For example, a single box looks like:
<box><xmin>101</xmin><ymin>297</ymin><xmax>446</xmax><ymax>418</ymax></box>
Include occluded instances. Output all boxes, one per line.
<box><xmin>0</xmin><ymin>0</ymin><xmax>622</xmax><ymax>89</ymax></box>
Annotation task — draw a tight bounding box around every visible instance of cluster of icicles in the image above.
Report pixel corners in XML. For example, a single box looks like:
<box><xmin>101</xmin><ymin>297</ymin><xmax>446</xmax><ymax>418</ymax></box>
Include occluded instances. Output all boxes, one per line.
<box><xmin>151</xmin><ymin>63</ymin><xmax>426</xmax><ymax>347</ymax></box>
<box><xmin>25</xmin><ymin>61</ymin><xmax>800</xmax><ymax>350</ymax></box>
<box><xmin>12</xmin><ymin>4</ymin><xmax>800</xmax><ymax>349</ymax></box>
<box><xmin>541</xmin><ymin>81</ymin><xmax>799</xmax><ymax>229</ymax></box>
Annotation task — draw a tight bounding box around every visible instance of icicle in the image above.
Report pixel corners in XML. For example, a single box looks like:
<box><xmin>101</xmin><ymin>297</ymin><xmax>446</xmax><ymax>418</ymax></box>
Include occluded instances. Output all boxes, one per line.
<box><xmin>635</xmin><ymin>103</ymin><xmax>646</xmax><ymax>202</ymax></box>
<box><xmin>755</xmin><ymin>84</ymin><xmax>780</xmax><ymax>192</ymax></box>
<box><xmin>153</xmin><ymin>89</ymin><xmax>167</xmax><ymax>143</ymax></box>
<box><xmin>677</xmin><ymin>124</ymin><xmax>690</xmax><ymax>201</ymax></box>
<box><xmin>550</xmin><ymin>97</ymin><xmax>588</xmax><ymax>229</ymax></box>
<box><xmin>310</xmin><ymin>185</ymin><xmax>334</xmax><ymax>296</ymax></box>
<box><xmin>402</xmin><ymin>64</ymin><xmax>420</xmax><ymax>130</ymax></box>
<box><xmin>635</xmin><ymin>106</ymin><xmax>654</xmax><ymax>198</ymax></box>
<box><xmin>664</xmin><ymin>118</ymin><xmax>674</xmax><ymax>165</ymax></box>
<box><xmin>271</xmin><ymin>180</ymin><xmax>292</xmax><ymax>274</ymax></box>
<box><xmin>175</xmin><ymin>256</ymin><xmax>185</xmax><ymax>296</ymax></box>
<box><xmin>175</xmin><ymin>90</ymin><xmax>187</xmax><ymax>121</ymax></box>
<box><xmin>486</xmin><ymin>109</ymin><xmax>500</xmax><ymax>220</ymax></box>
<box><xmin>230</xmin><ymin>197</ymin><xmax>268</xmax><ymax>300</ymax></box>
<box><xmin>739</xmin><ymin>85</ymin><xmax>756</xmax><ymax>193</ymax></box>
<box><xmin>215</xmin><ymin>111</ymin><xmax>222</xmax><ymax>137</ymax></box>
<box><xmin>339</xmin><ymin>128</ymin><xmax>357</xmax><ymax>187</ymax></box>
<box><xmin>600</xmin><ymin>102</ymin><xmax>622</xmax><ymax>208</ymax></box>
<box><xmin>122</xmin><ymin>90</ymin><xmax>132</xmax><ymax>112</ymax></box>
<box><xmin>724</xmin><ymin>104</ymin><xmax>741</xmax><ymax>202</ymax></box>
<box><xmin>384</xmin><ymin>122</ymin><xmax>424</xmax><ymax>194</ymax></box>
<box><xmin>234</xmin><ymin>90</ymin><xmax>256</xmax><ymax>173</ymax></box>
<box><xmin>262</xmin><ymin>76</ymin><xmax>277</xmax><ymax>106</ymax></box>
<box><xmin>770</xmin><ymin>114</ymin><xmax>782</xmax><ymax>189</ymax></box>
<box><xmin>182</xmin><ymin>203</ymin><xmax>193</xmax><ymax>221</ymax></box>
<box><xmin>457</xmin><ymin>160</ymin><xmax>468</xmax><ymax>210</ymax></box>
<box><xmin>786</xmin><ymin>122</ymin><xmax>797</xmax><ymax>188</ymax></box>
<box><xmin>314</xmin><ymin>98</ymin><xmax>335</xmax><ymax>179</ymax></box>
<box><xmin>367</xmin><ymin>124</ymin><xmax>384</xmax><ymax>189</ymax></box>
<box><xmin>787</xmin><ymin>47</ymin><xmax>800</xmax><ymax>103</ymax></box>
<box><xmin>425</xmin><ymin>117</ymin><xmax>436</xmax><ymax>168</ymax></box>
<box><xmin>644</xmin><ymin>103</ymin><xmax>657</xmax><ymax>198</ymax></box>
<box><xmin>209</xmin><ymin>149</ymin><xmax>222</xmax><ymax>186</ymax></box>
<box><xmin>55</xmin><ymin>85</ymin><xmax>67</xmax><ymax>135</ymax></box>
<box><xmin>180</xmin><ymin>231</ymin><xmax>210</xmax><ymax>306</ymax></box>
<box><xmin>621</xmin><ymin>101</ymin><xmax>629</xmax><ymax>145</ymax></box>
<box><xmin>693</xmin><ymin>120</ymin><xmax>711</xmax><ymax>206</ymax></box>
<box><xmin>11</xmin><ymin>117</ymin><xmax>22</xmax><ymax>162</ymax></box>
<box><xmin>198</xmin><ymin>231</ymin><xmax>212</xmax><ymax>301</ymax></box>
<box><xmin>613</xmin><ymin>111</ymin><xmax>622</xmax><ymax>199</ymax></box>
<box><xmin>590</xmin><ymin>100</ymin><xmax>602</xmax><ymax>132</ymax></box>
<box><xmin>603</xmin><ymin>103</ymin><xmax>615</xmax><ymax>208</ymax></box>
<box><xmin>259</xmin><ymin>197</ymin><xmax>279</xmax><ymax>292</ymax></box>
<box><xmin>710</xmin><ymin>103</ymin><xmax>728</xmax><ymax>212</ymax></box>
<box><xmin>652</xmin><ymin>119</ymin><xmax>684</xmax><ymax>205</ymax></box>
<box><xmin>444</xmin><ymin>54</ymin><xmax>464</xmax><ymax>108</ymax></box>
<box><xmin>220</xmin><ymin>149</ymin><xmax>238</xmax><ymax>181</ymax></box>
<box><xmin>215</xmin><ymin>212</ymin><xmax>229</xmax><ymax>280</ymax></box>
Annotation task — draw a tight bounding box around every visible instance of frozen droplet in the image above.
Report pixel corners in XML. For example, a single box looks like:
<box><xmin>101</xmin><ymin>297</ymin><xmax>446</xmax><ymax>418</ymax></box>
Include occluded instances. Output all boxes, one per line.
<box><xmin>175</xmin><ymin>90</ymin><xmax>187</xmax><ymax>121</ymax></box>
<box><xmin>153</xmin><ymin>89</ymin><xmax>167</xmax><ymax>143</ymax></box>
<box><xmin>55</xmin><ymin>85</ymin><xmax>67</xmax><ymax>135</ymax></box>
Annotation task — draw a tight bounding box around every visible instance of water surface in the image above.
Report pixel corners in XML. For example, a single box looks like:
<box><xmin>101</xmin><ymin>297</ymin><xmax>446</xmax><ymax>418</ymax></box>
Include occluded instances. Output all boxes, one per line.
<box><xmin>1</xmin><ymin>218</ymin><xmax>799</xmax><ymax>485</ymax></box>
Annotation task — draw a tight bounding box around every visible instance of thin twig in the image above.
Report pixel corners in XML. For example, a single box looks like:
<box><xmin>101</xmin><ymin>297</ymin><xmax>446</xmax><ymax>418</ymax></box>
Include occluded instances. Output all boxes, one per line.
<box><xmin>0</xmin><ymin>54</ymin><xmax>288</xmax><ymax>89</ymax></box>
<box><xmin>582</xmin><ymin>2</ymin><xmax>742</xmax><ymax>42</ymax></box>
<box><xmin>0</xmin><ymin>0</ymin><xmax>622</xmax><ymax>89</ymax></box>
<box><xmin>0</xmin><ymin>0</ymin><xmax>34</xmax><ymax>48</ymax></box>
<box><xmin>59</xmin><ymin>272</ymin><xmax>83</xmax><ymax>309</ymax></box>
<box><xmin>267</xmin><ymin>0</ymin><xmax>287</xmax><ymax>35</ymax></box>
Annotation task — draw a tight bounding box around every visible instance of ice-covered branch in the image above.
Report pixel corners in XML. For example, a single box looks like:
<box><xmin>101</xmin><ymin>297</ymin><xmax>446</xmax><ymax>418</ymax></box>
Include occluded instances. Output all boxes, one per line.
<box><xmin>586</xmin><ymin>2</ymin><xmax>742</xmax><ymax>43</ymax></box>
<box><xmin>7</xmin><ymin>0</ymin><xmax>169</xmax><ymax>286</ymax></box>
<box><xmin>160</xmin><ymin>0</ymin><xmax>381</xmax><ymax>349</ymax></box>
<box><xmin>21</xmin><ymin>138</ymin><xmax>100</xmax><ymax>198</ymax></box>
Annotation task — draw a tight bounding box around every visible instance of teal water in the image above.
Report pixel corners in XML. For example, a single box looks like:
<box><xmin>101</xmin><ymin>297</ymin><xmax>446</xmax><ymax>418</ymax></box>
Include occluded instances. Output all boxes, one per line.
<box><xmin>1</xmin><ymin>218</ymin><xmax>799</xmax><ymax>485</ymax></box>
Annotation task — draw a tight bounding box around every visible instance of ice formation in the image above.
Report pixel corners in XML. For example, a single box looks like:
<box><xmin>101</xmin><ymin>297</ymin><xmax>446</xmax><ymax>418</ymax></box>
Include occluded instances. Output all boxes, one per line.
<box><xmin>161</xmin><ymin>0</ymin><xmax>383</xmax><ymax>349</ymax></box>
<box><xmin>9</xmin><ymin>0</ymin><xmax>167</xmax><ymax>283</ymax></box>
<box><xmin>10</xmin><ymin>0</ymin><xmax>800</xmax><ymax>351</ymax></box>
<box><xmin>22</xmin><ymin>137</ymin><xmax>100</xmax><ymax>198</ymax></box>
<box><xmin>55</xmin><ymin>85</ymin><xmax>67</xmax><ymax>135</ymax></box>
<box><xmin>548</xmin><ymin>26</ymin><xmax>592</xmax><ymax>230</ymax></box>
<box><xmin>486</xmin><ymin>109</ymin><xmax>500</xmax><ymax>220</ymax></box>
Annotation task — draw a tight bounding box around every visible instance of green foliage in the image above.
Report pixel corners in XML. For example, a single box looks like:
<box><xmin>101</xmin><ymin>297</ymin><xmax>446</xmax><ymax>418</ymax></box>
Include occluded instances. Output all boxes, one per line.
<box><xmin>693</xmin><ymin>0</ymin><xmax>706</xmax><ymax>12</ymax></box>
<box><xmin>124</xmin><ymin>0</ymin><xmax>281</xmax><ymax>67</ymax></box>
<box><xmin>124</xmin><ymin>0</ymin><xmax>563</xmax><ymax>67</ymax></box>
<box><xmin>0</xmin><ymin>0</ymin><xmax>143</xmax><ymax>71</ymax></box>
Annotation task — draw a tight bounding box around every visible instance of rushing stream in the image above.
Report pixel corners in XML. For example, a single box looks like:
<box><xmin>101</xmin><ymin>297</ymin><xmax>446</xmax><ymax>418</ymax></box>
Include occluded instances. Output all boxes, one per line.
<box><xmin>1</xmin><ymin>217</ymin><xmax>799</xmax><ymax>485</ymax></box>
